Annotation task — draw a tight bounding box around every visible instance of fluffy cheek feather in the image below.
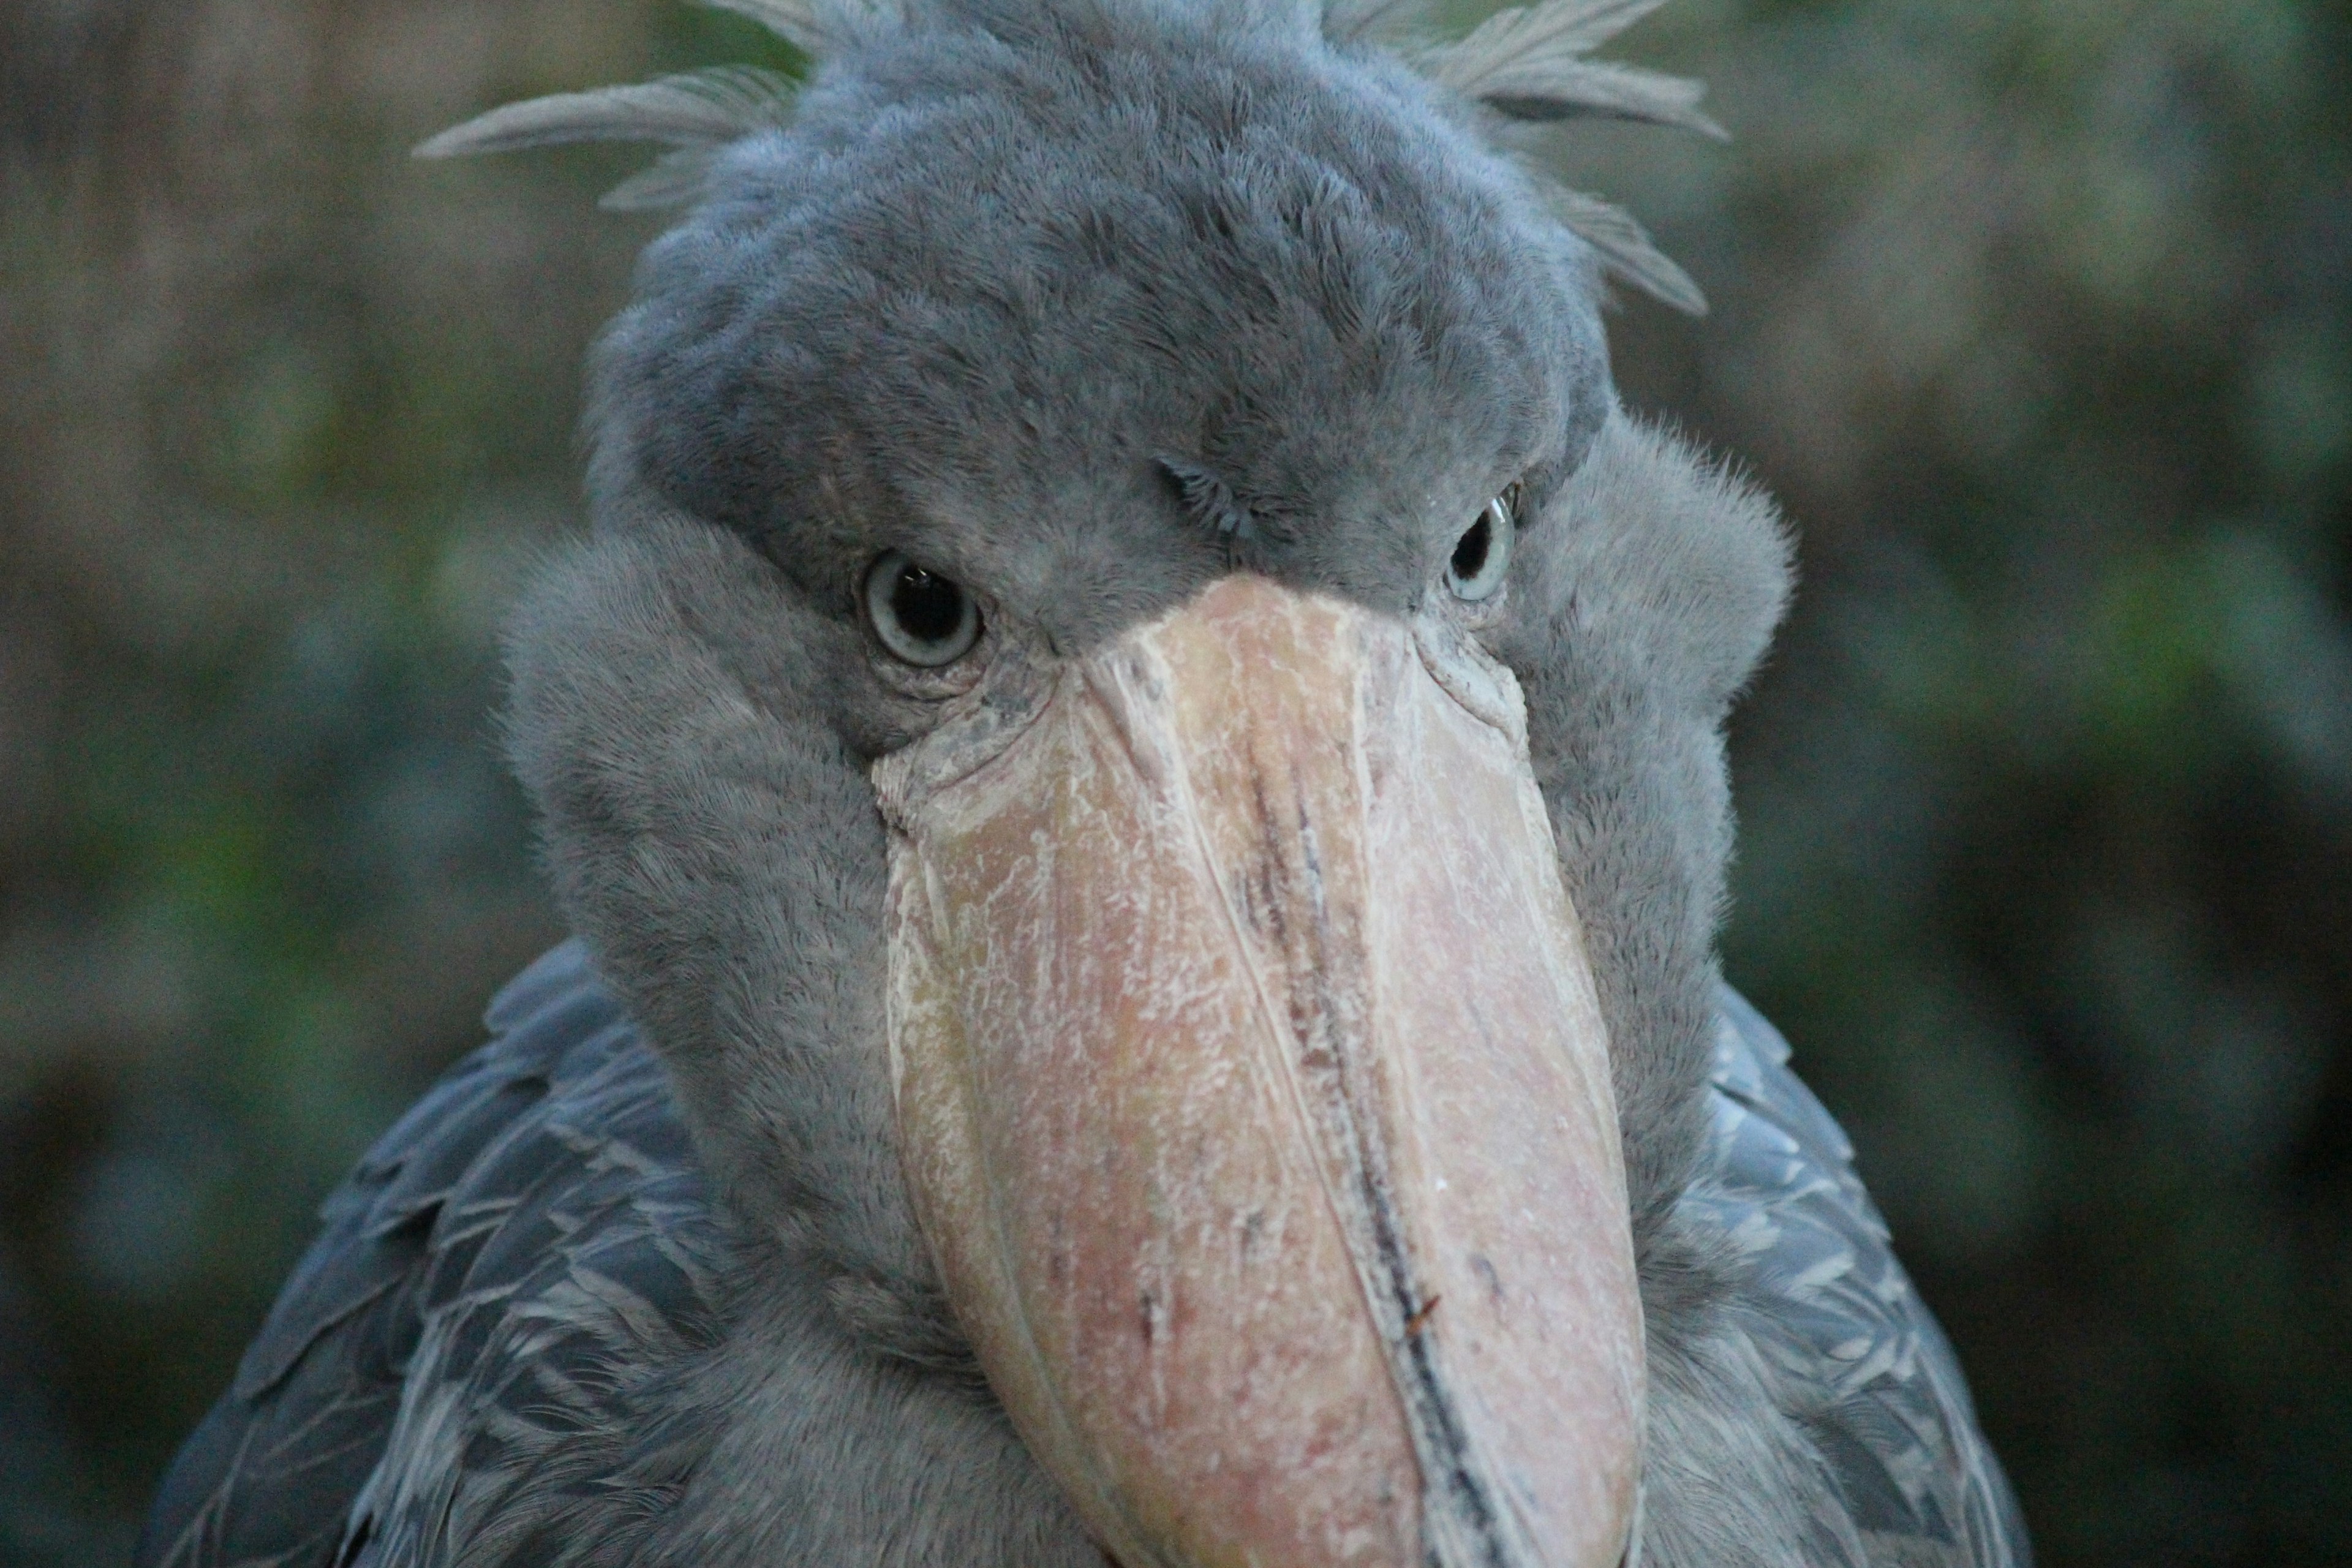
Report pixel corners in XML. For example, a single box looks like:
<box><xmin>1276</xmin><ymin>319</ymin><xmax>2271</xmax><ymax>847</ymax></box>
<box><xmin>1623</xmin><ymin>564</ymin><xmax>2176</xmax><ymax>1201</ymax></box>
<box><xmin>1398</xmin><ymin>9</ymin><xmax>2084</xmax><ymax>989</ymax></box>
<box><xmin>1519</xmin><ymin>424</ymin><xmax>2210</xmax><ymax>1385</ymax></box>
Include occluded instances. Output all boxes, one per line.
<box><xmin>1498</xmin><ymin>412</ymin><xmax>1792</xmax><ymax>1231</ymax></box>
<box><xmin>1493</xmin><ymin>412</ymin><xmax>1849</xmax><ymax>1568</ymax></box>
<box><xmin>502</xmin><ymin>505</ymin><xmax>949</xmax><ymax>1338</ymax></box>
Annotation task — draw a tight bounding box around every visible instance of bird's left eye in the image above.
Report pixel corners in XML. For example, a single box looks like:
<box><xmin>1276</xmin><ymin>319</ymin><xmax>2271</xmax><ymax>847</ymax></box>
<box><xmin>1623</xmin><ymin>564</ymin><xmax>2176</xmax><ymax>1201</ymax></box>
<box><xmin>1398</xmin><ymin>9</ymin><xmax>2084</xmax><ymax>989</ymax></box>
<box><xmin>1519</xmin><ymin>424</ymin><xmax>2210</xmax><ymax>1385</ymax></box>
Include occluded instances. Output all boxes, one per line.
<box><xmin>1446</xmin><ymin>491</ymin><xmax>1517</xmax><ymax>602</ymax></box>
<box><xmin>865</xmin><ymin>551</ymin><xmax>982</xmax><ymax>666</ymax></box>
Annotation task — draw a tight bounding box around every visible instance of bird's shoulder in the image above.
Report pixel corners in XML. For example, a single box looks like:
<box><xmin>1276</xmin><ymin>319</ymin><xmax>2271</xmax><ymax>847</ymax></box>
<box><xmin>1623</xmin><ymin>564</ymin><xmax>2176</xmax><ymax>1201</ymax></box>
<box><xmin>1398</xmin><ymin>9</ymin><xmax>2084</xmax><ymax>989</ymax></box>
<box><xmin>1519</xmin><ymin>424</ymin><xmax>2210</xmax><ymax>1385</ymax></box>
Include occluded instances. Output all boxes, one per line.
<box><xmin>1694</xmin><ymin>989</ymin><xmax>2032</xmax><ymax>1568</ymax></box>
<box><xmin>135</xmin><ymin>941</ymin><xmax>729</xmax><ymax>1568</ymax></box>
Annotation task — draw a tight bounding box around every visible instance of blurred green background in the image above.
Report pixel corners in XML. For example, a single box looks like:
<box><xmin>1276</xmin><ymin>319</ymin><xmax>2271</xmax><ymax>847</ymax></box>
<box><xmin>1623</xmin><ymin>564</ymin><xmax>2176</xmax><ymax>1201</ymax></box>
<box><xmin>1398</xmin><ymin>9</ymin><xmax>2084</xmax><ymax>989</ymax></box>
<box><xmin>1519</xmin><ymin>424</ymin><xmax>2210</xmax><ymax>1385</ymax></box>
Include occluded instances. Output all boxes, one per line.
<box><xmin>1</xmin><ymin>0</ymin><xmax>2346</xmax><ymax>1562</ymax></box>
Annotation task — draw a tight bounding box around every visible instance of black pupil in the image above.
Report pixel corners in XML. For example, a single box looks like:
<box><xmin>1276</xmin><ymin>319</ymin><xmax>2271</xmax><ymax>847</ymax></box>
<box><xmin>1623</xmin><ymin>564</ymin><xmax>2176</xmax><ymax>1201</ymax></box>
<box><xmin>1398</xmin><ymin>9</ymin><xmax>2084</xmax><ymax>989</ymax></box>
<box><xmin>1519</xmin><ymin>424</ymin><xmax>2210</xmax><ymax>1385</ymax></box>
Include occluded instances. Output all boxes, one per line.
<box><xmin>1451</xmin><ymin>514</ymin><xmax>1492</xmax><ymax>582</ymax></box>
<box><xmin>890</xmin><ymin>566</ymin><xmax>965</xmax><ymax>644</ymax></box>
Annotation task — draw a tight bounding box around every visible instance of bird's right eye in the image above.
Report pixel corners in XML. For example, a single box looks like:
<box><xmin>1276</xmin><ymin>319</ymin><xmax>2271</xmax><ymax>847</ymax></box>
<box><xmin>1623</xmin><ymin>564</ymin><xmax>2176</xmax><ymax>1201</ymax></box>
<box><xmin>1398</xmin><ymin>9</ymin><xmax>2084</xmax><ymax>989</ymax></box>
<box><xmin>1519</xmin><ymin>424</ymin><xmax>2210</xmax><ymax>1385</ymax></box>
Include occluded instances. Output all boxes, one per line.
<box><xmin>864</xmin><ymin>552</ymin><xmax>983</xmax><ymax>667</ymax></box>
<box><xmin>1446</xmin><ymin>489</ymin><xmax>1517</xmax><ymax>603</ymax></box>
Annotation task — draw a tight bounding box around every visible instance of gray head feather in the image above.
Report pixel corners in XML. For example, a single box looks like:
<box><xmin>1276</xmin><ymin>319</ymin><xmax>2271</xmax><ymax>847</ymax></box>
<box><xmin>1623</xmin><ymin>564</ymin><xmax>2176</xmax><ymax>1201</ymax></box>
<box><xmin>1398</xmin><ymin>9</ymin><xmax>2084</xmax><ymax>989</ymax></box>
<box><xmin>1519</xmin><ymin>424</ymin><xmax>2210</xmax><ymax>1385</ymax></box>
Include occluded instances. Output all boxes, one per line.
<box><xmin>418</xmin><ymin>0</ymin><xmax>1719</xmax><ymax>311</ymax></box>
<box><xmin>1158</xmin><ymin>457</ymin><xmax>1264</xmax><ymax>548</ymax></box>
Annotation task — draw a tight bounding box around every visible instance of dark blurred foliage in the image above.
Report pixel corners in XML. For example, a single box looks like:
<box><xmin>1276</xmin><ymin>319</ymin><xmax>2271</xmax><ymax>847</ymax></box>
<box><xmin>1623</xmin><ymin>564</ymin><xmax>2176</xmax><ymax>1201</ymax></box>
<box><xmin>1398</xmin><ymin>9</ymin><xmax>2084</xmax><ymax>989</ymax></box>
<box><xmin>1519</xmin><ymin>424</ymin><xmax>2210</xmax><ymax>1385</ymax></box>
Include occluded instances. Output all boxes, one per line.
<box><xmin>0</xmin><ymin>0</ymin><xmax>2345</xmax><ymax>1563</ymax></box>
<box><xmin>1569</xmin><ymin>3</ymin><xmax>2352</xmax><ymax>1559</ymax></box>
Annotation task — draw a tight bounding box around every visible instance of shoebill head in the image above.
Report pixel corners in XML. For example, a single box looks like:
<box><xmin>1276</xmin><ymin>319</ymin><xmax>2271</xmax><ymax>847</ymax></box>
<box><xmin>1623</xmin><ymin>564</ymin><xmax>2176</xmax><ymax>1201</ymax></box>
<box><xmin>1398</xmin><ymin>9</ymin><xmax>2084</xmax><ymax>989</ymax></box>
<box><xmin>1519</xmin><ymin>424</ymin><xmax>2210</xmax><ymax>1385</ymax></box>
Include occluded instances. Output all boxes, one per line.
<box><xmin>424</xmin><ymin>1</ymin><xmax>1788</xmax><ymax>1564</ymax></box>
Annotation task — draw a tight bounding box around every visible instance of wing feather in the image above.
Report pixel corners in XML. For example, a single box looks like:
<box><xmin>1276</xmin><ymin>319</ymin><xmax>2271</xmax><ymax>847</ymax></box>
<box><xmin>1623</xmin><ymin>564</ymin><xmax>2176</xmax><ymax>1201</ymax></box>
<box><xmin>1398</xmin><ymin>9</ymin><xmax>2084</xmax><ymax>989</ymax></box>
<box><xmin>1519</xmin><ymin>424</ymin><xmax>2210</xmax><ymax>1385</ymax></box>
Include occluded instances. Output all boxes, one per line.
<box><xmin>1705</xmin><ymin>989</ymin><xmax>2034</xmax><ymax>1568</ymax></box>
<box><xmin>135</xmin><ymin>943</ymin><xmax>719</xmax><ymax>1568</ymax></box>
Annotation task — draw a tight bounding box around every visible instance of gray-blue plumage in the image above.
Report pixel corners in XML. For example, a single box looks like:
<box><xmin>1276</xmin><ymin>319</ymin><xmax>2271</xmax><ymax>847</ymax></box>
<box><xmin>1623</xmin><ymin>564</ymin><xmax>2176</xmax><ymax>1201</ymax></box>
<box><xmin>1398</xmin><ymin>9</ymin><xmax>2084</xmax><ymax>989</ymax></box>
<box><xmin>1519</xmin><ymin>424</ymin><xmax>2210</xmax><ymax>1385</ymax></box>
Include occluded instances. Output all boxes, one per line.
<box><xmin>1704</xmin><ymin>993</ymin><xmax>2030</xmax><ymax>1568</ymax></box>
<box><xmin>138</xmin><ymin>948</ymin><xmax>724</xmax><ymax>1568</ymax></box>
<box><xmin>140</xmin><ymin>948</ymin><xmax>2027</xmax><ymax>1567</ymax></box>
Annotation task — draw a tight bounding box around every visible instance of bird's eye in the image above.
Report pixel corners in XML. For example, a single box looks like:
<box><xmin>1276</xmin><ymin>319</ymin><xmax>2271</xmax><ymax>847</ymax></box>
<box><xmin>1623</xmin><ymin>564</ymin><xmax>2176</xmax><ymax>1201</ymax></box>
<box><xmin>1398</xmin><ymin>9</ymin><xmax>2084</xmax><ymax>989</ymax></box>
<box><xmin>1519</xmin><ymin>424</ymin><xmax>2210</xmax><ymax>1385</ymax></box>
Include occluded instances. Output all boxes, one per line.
<box><xmin>864</xmin><ymin>551</ymin><xmax>982</xmax><ymax>666</ymax></box>
<box><xmin>1446</xmin><ymin>491</ymin><xmax>1516</xmax><ymax>602</ymax></box>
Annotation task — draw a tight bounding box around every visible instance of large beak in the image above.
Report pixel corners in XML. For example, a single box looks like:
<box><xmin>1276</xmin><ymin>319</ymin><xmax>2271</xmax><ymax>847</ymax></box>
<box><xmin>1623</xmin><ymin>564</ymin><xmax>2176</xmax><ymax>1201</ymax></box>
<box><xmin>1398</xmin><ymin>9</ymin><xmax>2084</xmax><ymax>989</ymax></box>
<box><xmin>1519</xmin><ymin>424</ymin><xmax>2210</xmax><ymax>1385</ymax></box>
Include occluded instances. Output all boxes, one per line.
<box><xmin>874</xmin><ymin>575</ymin><xmax>1642</xmax><ymax>1568</ymax></box>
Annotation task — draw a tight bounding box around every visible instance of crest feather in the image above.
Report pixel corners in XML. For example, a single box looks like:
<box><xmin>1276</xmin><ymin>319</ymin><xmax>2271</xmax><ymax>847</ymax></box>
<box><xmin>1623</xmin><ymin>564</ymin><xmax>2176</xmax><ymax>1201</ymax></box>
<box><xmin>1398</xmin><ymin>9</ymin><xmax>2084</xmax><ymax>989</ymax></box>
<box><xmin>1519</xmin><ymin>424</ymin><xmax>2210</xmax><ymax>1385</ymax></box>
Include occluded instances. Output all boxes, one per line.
<box><xmin>1425</xmin><ymin>0</ymin><xmax>1719</xmax><ymax>134</ymax></box>
<box><xmin>598</xmin><ymin>148</ymin><xmax>733</xmax><ymax>211</ymax></box>
<box><xmin>1479</xmin><ymin>58</ymin><xmax>1722</xmax><ymax>137</ymax></box>
<box><xmin>1320</xmin><ymin>0</ymin><xmax>1425</xmax><ymax>46</ymax></box>
<box><xmin>1542</xmin><ymin>185</ymin><xmax>1706</xmax><ymax>315</ymax></box>
<box><xmin>413</xmin><ymin>67</ymin><xmax>796</xmax><ymax>160</ymax></box>
<box><xmin>1435</xmin><ymin>0</ymin><xmax>1670</xmax><ymax>75</ymax></box>
<box><xmin>1412</xmin><ymin>0</ymin><xmax>1718</xmax><ymax>314</ymax></box>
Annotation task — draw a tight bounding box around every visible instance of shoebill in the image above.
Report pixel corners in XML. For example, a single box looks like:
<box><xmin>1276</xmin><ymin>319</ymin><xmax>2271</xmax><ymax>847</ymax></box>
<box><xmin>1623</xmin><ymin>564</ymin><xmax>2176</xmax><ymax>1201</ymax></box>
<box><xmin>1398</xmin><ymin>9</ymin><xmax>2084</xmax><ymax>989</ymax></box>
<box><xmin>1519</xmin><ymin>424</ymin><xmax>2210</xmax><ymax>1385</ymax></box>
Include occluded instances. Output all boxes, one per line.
<box><xmin>136</xmin><ymin>0</ymin><xmax>2032</xmax><ymax>1564</ymax></box>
